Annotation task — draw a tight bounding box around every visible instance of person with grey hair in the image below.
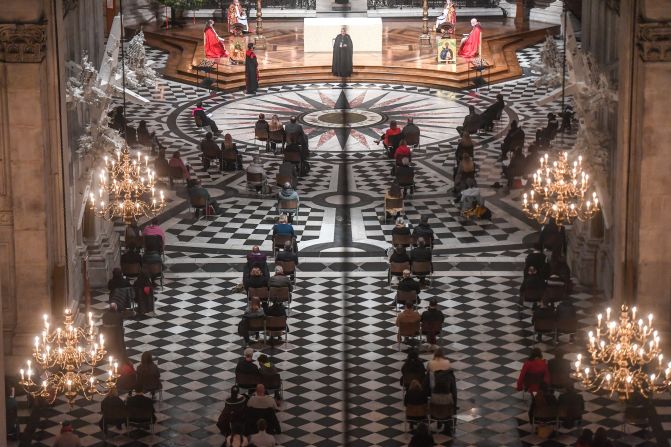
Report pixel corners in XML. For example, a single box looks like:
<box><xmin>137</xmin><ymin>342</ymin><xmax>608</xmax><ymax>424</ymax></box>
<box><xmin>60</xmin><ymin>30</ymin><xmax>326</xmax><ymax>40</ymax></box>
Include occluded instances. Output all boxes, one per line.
<box><xmin>268</xmin><ymin>265</ymin><xmax>292</xmax><ymax>290</ymax></box>
<box><xmin>397</xmin><ymin>268</ymin><xmax>421</xmax><ymax>302</ymax></box>
<box><xmin>392</xmin><ymin>217</ymin><xmax>411</xmax><ymax>236</ymax></box>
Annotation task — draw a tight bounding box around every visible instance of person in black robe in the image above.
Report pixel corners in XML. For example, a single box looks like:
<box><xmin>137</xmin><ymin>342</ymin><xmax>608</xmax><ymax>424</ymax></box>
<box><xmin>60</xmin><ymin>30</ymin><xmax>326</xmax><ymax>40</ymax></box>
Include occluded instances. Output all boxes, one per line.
<box><xmin>245</xmin><ymin>43</ymin><xmax>259</xmax><ymax>94</ymax></box>
<box><xmin>332</xmin><ymin>27</ymin><xmax>353</xmax><ymax>77</ymax></box>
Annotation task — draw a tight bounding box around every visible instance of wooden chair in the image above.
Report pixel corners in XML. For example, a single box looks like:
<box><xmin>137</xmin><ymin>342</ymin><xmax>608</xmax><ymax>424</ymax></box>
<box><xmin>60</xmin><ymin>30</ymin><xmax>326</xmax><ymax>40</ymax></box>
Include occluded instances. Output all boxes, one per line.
<box><xmin>544</xmin><ymin>278</ymin><xmax>568</xmax><ymax>305</ymax></box>
<box><xmin>247</xmin><ymin>316</ymin><xmax>267</xmax><ymax>346</ymax></box>
<box><xmin>404</xmin><ymin>403</ymin><xmax>428</xmax><ymax>432</ymax></box>
<box><xmin>533</xmin><ymin>312</ymin><xmax>556</xmax><ymax>343</ymax></box>
<box><xmin>395</xmin><ymin>289</ymin><xmax>417</xmax><ymax>311</ymax></box>
<box><xmin>143</xmin><ymin>261</ymin><xmax>163</xmax><ymax>290</ymax></box>
<box><xmin>398</xmin><ymin>320</ymin><xmax>421</xmax><ymax>350</ymax></box>
<box><xmin>276</xmin><ymin>173</ymin><xmax>296</xmax><ymax>188</ymax></box>
<box><xmin>236</xmin><ymin>371</ymin><xmax>262</xmax><ymax>393</ymax></box>
<box><xmin>388</xmin><ymin>261</ymin><xmax>411</xmax><ymax>285</ymax></box>
<box><xmin>124</xmin><ymin>227</ymin><xmax>143</xmax><ymax>252</ymax></box>
<box><xmin>272</xmin><ymin>234</ymin><xmax>294</xmax><ymax>256</ymax></box>
<box><xmin>189</xmin><ymin>195</ymin><xmax>215</xmax><ymax>221</ymax></box>
<box><xmin>283</xmin><ymin>151</ymin><xmax>303</xmax><ymax>177</ymax></box>
<box><xmin>247</xmin><ymin>287</ymin><xmax>269</xmax><ymax>302</ymax></box>
<box><xmin>265</xmin><ymin>315</ymin><xmax>288</xmax><ymax>346</ymax></box>
<box><xmin>169</xmin><ymin>166</ymin><xmax>186</xmax><ymax>187</ymax></box>
<box><xmin>392</xmin><ymin>234</ymin><xmax>412</xmax><ymax>248</ymax></box>
<box><xmin>275</xmin><ymin>260</ymin><xmax>296</xmax><ymax>283</ymax></box>
<box><xmin>221</xmin><ymin>150</ymin><xmax>238</xmax><ymax>171</ymax></box>
<box><xmin>411</xmin><ymin>261</ymin><xmax>432</xmax><ymax>282</ymax></box>
<box><xmin>269</xmin><ymin>286</ymin><xmax>291</xmax><ymax>312</ymax></box>
<box><xmin>202</xmin><ymin>147</ymin><xmax>222</xmax><ymax>172</ymax></box>
<box><xmin>277</xmin><ymin>199</ymin><xmax>299</xmax><ymax>222</ymax></box>
<box><xmin>268</xmin><ymin>129</ymin><xmax>285</xmax><ymax>153</ymax></box>
<box><xmin>384</xmin><ymin>193</ymin><xmax>404</xmax><ymax>223</ymax></box>
<box><xmin>395</xmin><ymin>172</ymin><xmax>415</xmax><ymax>195</ymax></box>
<box><xmin>421</xmin><ymin>320</ymin><xmax>443</xmax><ymax>345</ymax></box>
<box><xmin>428</xmin><ymin>399</ymin><xmax>455</xmax><ymax>434</ymax></box>
<box><xmin>255</xmin><ymin>128</ymin><xmax>269</xmax><ymax>151</ymax></box>
<box><xmin>247</xmin><ymin>171</ymin><xmax>266</xmax><ymax>192</ymax></box>
<box><xmin>121</xmin><ymin>261</ymin><xmax>142</xmax><ymax>279</ymax></box>
<box><xmin>411</xmin><ymin>234</ymin><xmax>434</xmax><ymax>248</ymax></box>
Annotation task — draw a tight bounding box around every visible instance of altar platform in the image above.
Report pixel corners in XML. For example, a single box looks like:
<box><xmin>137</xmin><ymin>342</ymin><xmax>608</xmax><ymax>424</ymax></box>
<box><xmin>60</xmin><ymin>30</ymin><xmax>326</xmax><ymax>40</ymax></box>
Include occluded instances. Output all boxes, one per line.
<box><xmin>143</xmin><ymin>18</ymin><xmax>558</xmax><ymax>91</ymax></box>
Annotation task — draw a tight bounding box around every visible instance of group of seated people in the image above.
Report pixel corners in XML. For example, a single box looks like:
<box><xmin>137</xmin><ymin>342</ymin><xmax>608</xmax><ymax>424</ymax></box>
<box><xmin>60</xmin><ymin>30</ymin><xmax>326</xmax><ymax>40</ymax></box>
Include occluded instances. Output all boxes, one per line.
<box><xmin>200</xmin><ymin>131</ymin><xmax>244</xmax><ymax>172</ymax></box>
<box><xmin>255</xmin><ymin>114</ymin><xmax>311</xmax><ymax>177</ymax></box>
<box><xmin>98</xmin><ymin>351</ymin><xmax>162</xmax><ymax>434</ymax></box>
<box><xmin>401</xmin><ymin>348</ymin><xmax>457</xmax><ymax>437</ymax></box>
<box><xmin>109</xmin><ymin>107</ymin><xmax>163</xmax><ymax>153</ymax></box>
<box><xmin>375</xmin><ymin>118</ymin><xmax>421</xmax><ymax>159</ymax></box>
<box><xmin>152</xmin><ymin>149</ymin><xmax>192</xmax><ymax>186</ymax></box>
<box><xmin>388</xmin><ymin>216</ymin><xmax>435</xmax><ymax>283</ymax></box>
<box><xmin>516</xmin><ymin>348</ymin><xmax>585</xmax><ymax>431</ymax></box>
<box><xmin>455</xmin><ymin>94</ymin><xmax>505</xmax><ymax>136</ymax></box>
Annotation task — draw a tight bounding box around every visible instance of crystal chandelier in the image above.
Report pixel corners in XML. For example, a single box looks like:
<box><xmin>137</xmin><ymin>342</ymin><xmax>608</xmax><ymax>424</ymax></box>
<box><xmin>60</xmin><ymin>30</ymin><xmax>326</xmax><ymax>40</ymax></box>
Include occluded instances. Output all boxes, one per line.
<box><xmin>522</xmin><ymin>152</ymin><xmax>600</xmax><ymax>226</ymax></box>
<box><xmin>89</xmin><ymin>146</ymin><xmax>165</xmax><ymax>224</ymax></box>
<box><xmin>18</xmin><ymin>309</ymin><xmax>119</xmax><ymax>406</ymax></box>
<box><xmin>572</xmin><ymin>304</ymin><xmax>671</xmax><ymax>400</ymax></box>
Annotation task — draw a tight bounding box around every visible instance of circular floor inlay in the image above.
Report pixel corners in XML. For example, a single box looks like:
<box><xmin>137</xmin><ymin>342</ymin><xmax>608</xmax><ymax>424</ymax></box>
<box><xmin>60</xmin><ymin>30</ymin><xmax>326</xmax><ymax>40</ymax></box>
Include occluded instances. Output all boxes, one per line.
<box><xmin>325</xmin><ymin>194</ymin><xmax>362</xmax><ymax>205</ymax></box>
<box><xmin>302</xmin><ymin>108</ymin><xmax>384</xmax><ymax>129</ymax></box>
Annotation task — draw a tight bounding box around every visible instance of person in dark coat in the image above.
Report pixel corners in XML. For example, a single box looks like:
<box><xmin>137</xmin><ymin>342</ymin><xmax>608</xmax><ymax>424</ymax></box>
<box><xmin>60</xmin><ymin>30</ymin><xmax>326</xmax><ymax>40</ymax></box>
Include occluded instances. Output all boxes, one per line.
<box><xmin>126</xmin><ymin>386</ymin><xmax>156</xmax><ymax>424</ymax></box>
<box><xmin>499</xmin><ymin>120</ymin><xmax>525</xmax><ymax>161</ymax></box>
<box><xmin>400</xmin><ymin>349</ymin><xmax>426</xmax><ymax>388</ymax></box>
<box><xmin>136</xmin><ymin>352</ymin><xmax>161</xmax><ymax>396</ymax></box>
<box><xmin>245</xmin><ymin>43</ymin><xmax>259</xmax><ymax>94</ymax></box>
<box><xmin>332</xmin><ymin>27</ymin><xmax>353</xmax><ymax>77</ymax></box>
<box><xmin>479</xmin><ymin>94</ymin><xmax>505</xmax><ymax>131</ymax></box>
<box><xmin>397</xmin><ymin>269</ymin><xmax>421</xmax><ymax>301</ymax></box>
<box><xmin>409</xmin><ymin>422</ymin><xmax>434</xmax><ymax>447</ymax></box>
<box><xmin>99</xmin><ymin>388</ymin><xmax>127</xmax><ymax>434</ymax></box>
<box><xmin>217</xmin><ymin>385</ymin><xmax>247</xmax><ymax>436</ymax></box>
<box><xmin>133</xmin><ymin>272</ymin><xmax>155</xmax><ymax>316</ymax></box>
<box><xmin>101</xmin><ymin>303</ymin><xmax>126</xmax><ymax>358</ymax></box>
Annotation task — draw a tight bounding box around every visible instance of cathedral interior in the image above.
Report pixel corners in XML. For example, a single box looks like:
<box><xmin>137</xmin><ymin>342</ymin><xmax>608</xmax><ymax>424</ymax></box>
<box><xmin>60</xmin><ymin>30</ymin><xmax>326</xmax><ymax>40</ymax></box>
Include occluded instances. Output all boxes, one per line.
<box><xmin>1</xmin><ymin>0</ymin><xmax>671</xmax><ymax>446</ymax></box>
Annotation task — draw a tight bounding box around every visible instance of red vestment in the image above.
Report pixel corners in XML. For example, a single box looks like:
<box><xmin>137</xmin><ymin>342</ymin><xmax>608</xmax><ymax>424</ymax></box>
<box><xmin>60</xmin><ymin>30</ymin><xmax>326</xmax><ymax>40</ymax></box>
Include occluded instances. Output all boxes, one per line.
<box><xmin>458</xmin><ymin>23</ymin><xmax>481</xmax><ymax>58</ymax></box>
<box><xmin>204</xmin><ymin>27</ymin><xmax>228</xmax><ymax>59</ymax></box>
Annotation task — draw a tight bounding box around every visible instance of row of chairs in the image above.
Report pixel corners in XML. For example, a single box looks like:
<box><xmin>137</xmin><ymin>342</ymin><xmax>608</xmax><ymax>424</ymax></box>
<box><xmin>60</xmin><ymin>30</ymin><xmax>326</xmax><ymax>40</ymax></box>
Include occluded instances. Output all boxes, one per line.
<box><xmin>388</xmin><ymin>261</ymin><xmax>432</xmax><ymax>285</ymax></box>
<box><xmin>404</xmin><ymin>398</ymin><xmax>455</xmax><ymax>435</ymax></box>
<box><xmin>397</xmin><ymin>319</ymin><xmax>442</xmax><ymax>351</ymax></box>
<box><xmin>521</xmin><ymin>277</ymin><xmax>570</xmax><ymax>306</ymax></box>
<box><xmin>243</xmin><ymin>315</ymin><xmax>289</xmax><ymax>348</ymax></box>
<box><xmin>247</xmin><ymin>286</ymin><xmax>292</xmax><ymax>311</ymax></box>
<box><xmin>235</xmin><ymin>370</ymin><xmax>283</xmax><ymax>399</ymax></box>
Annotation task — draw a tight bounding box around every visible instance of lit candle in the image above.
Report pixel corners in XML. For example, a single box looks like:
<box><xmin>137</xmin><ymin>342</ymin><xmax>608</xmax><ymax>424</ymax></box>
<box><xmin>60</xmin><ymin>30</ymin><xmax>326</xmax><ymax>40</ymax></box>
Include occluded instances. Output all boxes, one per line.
<box><xmin>67</xmin><ymin>380</ymin><xmax>72</xmax><ymax>392</ymax></box>
<box><xmin>597</xmin><ymin>313</ymin><xmax>602</xmax><ymax>327</ymax></box>
<box><xmin>660</xmin><ymin>354</ymin><xmax>664</xmax><ymax>366</ymax></box>
<box><xmin>20</xmin><ymin>369</ymin><xmax>24</xmax><ymax>381</ymax></box>
<box><xmin>632</xmin><ymin>306</ymin><xmax>637</xmax><ymax>319</ymax></box>
<box><xmin>649</xmin><ymin>313</ymin><xmax>653</xmax><ymax>326</ymax></box>
<box><xmin>43</xmin><ymin>381</ymin><xmax>47</xmax><ymax>392</ymax></box>
<box><xmin>606</xmin><ymin>307</ymin><xmax>611</xmax><ymax>320</ymax></box>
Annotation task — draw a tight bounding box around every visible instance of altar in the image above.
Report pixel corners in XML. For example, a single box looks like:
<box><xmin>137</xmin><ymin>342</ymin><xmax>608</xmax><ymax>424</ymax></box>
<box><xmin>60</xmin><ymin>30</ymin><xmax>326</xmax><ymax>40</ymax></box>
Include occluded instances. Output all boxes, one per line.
<box><xmin>303</xmin><ymin>17</ymin><xmax>383</xmax><ymax>53</ymax></box>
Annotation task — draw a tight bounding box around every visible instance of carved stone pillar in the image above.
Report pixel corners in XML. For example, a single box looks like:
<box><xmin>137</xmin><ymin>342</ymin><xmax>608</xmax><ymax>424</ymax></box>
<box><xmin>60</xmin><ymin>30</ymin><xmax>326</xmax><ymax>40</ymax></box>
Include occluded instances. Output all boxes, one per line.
<box><xmin>613</xmin><ymin>1</ymin><xmax>671</xmax><ymax>333</ymax></box>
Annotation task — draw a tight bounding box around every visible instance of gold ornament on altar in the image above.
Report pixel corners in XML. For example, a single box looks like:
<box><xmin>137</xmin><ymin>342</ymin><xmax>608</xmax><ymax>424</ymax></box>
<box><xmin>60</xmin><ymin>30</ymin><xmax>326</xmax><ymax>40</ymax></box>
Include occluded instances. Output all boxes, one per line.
<box><xmin>18</xmin><ymin>309</ymin><xmax>119</xmax><ymax>407</ymax></box>
<box><xmin>572</xmin><ymin>304</ymin><xmax>671</xmax><ymax>400</ymax></box>
<box><xmin>522</xmin><ymin>151</ymin><xmax>600</xmax><ymax>226</ymax></box>
<box><xmin>89</xmin><ymin>145</ymin><xmax>165</xmax><ymax>224</ymax></box>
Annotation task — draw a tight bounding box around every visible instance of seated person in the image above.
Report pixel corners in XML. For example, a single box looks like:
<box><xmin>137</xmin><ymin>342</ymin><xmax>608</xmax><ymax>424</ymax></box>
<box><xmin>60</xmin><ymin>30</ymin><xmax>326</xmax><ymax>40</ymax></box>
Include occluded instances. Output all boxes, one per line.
<box><xmin>247</xmin><ymin>246</ymin><xmax>268</xmax><ymax>269</ymax></box>
<box><xmin>247</xmin><ymin>384</ymin><xmax>279</xmax><ymax>411</ymax></box>
<box><xmin>455</xmin><ymin>131</ymin><xmax>474</xmax><ymax>163</ymax></box>
<box><xmin>389</xmin><ymin>245</ymin><xmax>410</xmax><ymax>264</ymax></box>
<box><xmin>241</xmin><ymin>297</ymin><xmax>265</xmax><ymax>343</ymax></box>
<box><xmin>136</xmin><ymin>352</ymin><xmax>162</xmax><ymax>396</ymax></box>
<box><xmin>394</xmin><ymin>139</ymin><xmax>412</xmax><ymax>165</ymax></box>
<box><xmin>108</xmin><ymin>268</ymin><xmax>134</xmax><ymax>310</ymax></box>
<box><xmin>247</xmin><ymin>157</ymin><xmax>267</xmax><ymax>191</ymax></box>
<box><xmin>187</xmin><ymin>178</ymin><xmax>221</xmax><ymax>217</ymax></box>
<box><xmin>421</xmin><ymin>299</ymin><xmax>444</xmax><ymax>346</ymax></box>
<box><xmin>479</xmin><ymin>94</ymin><xmax>505</xmax><ymax>131</ymax></box>
<box><xmin>525</xmin><ymin>244</ymin><xmax>549</xmax><ymax>280</ymax></box>
<box><xmin>245</xmin><ymin>265</ymin><xmax>268</xmax><ymax>291</ymax></box>
<box><xmin>99</xmin><ymin>388</ymin><xmax>127</xmax><ymax>434</ymax></box>
<box><xmin>168</xmin><ymin>150</ymin><xmax>191</xmax><ymax>180</ymax></box>
<box><xmin>536</xmin><ymin>112</ymin><xmax>559</xmax><ymax>146</ymax></box>
<box><xmin>410</xmin><ymin>238</ymin><xmax>433</xmax><ymax>283</ymax></box>
<box><xmin>540</xmin><ymin>218</ymin><xmax>566</xmax><ymax>254</ymax></box>
<box><xmin>120</xmin><ymin>249</ymin><xmax>142</xmax><ymax>266</ymax></box>
<box><xmin>412</xmin><ymin>216</ymin><xmax>434</xmax><ymax>245</ymax></box>
<box><xmin>430</xmin><ymin>378</ymin><xmax>456</xmax><ymax>435</ymax></box>
<box><xmin>499</xmin><ymin>120</ymin><xmax>525</xmax><ymax>161</ymax></box>
<box><xmin>277</xmin><ymin>183</ymin><xmax>299</xmax><ymax>223</ymax></box>
<box><xmin>396</xmin><ymin>302</ymin><xmax>421</xmax><ymax>342</ymax></box>
<box><xmin>192</xmin><ymin>100</ymin><xmax>221</xmax><ymax>134</ymax></box>
<box><xmin>374</xmin><ymin>120</ymin><xmax>402</xmax><ymax>157</ymax></box>
<box><xmin>236</xmin><ymin>347</ymin><xmax>261</xmax><ymax>378</ymax></box>
<box><xmin>126</xmin><ymin>386</ymin><xmax>156</xmax><ymax>425</ymax></box>
<box><xmin>529</xmin><ymin>382</ymin><xmax>558</xmax><ymax>424</ymax></box>
<box><xmin>557</xmin><ymin>383</ymin><xmax>584</xmax><ymax>428</ymax></box>
<box><xmin>275</xmin><ymin>241</ymin><xmax>299</xmax><ymax>266</ymax></box>
<box><xmin>519</xmin><ymin>265</ymin><xmax>546</xmax><ymax>304</ymax></box>
<box><xmin>250</xmin><ymin>418</ymin><xmax>277</xmax><ymax>447</ymax></box>
<box><xmin>400</xmin><ymin>117</ymin><xmax>420</xmax><ymax>146</ymax></box>
<box><xmin>200</xmin><ymin>132</ymin><xmax>222</xmax><ymax>171</ymax></box>
<box><xmin>278</xmin><ymin>161</ymin><xmax>298</xmax><ymax>187</ymax></box>
<box><xmin>516</xmin><ymin>347</ymin><xmax>550</xmax><ymax>393</ymax></box>
<box><xmin>268</xmin><ymin>266</ymin><xmax>292</xmax><ymax>291</ymax></box>
<box><xmin>403</xmin><ymin>380</ymin><xmax>428</xmax><ymax>431</ymax></box>
<box><xmin>221</xmin><ymin>133</ymin><xmax>243</xmax><ymax>171</ymax></box>
<box><xmin>395</xmin><ymin>158</ymin><xmax>414</xmax><ymax>194</ymax></box>
<box><xmin>532</xmin><ymin>302</ymin><xmax>556</xmax><ymax>342</ymax></box>
<box><xmin>397</xmin><ymin>269</ymin><xmax>421</xmax><ymax>302</ymax></box>
<box><xmin>548</xmin><ymin>350</ymin><xmax>572</xmax><ymax>387</ymax></box>
<box><xmin>391</xmin><ymin>217</ymin><xmax>411</xmax><ymax>237</ymax></box>
<box><xmin>125</xmin><ymin>124</ymin><xmax>137</xmax><ymax>145</ymax></box>
<box><xmin>153</xmin><ymin>150</ymin><xmax>170</xmax><ymax>178</ymax></box>
<box><xmin>503</xmin><ymin>148</ymin><xmax>526</xmax><ymax>187</ymax></box>
<box><xmin>265</xmin><ymin>300</ymin><xmax>287</xmax><ymax>317</ymax></box>
<box><xmin>272</xmin><ymin>214</ymin><xmax>295</xmax><ymax>238</ymax></box>
<box><xmin>137</xmin><ymin>120</ymin><xmax>152</xmax><ymax>146</ymax></box>
<box><xmin>400</xmin><ymin>349</ymin><xmax>426</xmax><ymax>388</ymax></box>
<box><xmin>217</xmin><ymin>386</ymin><xmax>247</xmax><ymax>436</ymax></box>
<box><xmin>284</xmin><ymin>116</ymin><xmax>308</xmax><ymax>150</ymax></box>
<box><xmin>454</xmin><ymin>153</ymin><xmax>476</xmax><ymax>194</ymax></box>
<box><xmin>456</xmin><ymin>106</ymin><xmax>481</xmax><ymax>135</ymax></box>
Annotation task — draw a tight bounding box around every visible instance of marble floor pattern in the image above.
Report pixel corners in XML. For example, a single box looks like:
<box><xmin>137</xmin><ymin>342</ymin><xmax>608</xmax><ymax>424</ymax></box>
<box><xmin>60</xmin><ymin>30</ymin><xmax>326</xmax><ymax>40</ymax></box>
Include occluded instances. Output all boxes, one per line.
<box><xmin>11</xmin><ymin>42</ymin><xmax>671</xmax><ymax>447</ymax></box>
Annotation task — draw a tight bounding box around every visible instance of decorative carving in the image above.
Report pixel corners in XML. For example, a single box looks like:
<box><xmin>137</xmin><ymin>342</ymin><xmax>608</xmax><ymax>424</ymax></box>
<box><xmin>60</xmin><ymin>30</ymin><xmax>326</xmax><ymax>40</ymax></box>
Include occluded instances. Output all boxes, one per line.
<box><xmin>0</xmin><ymin>211</ymin><xmax>12</xmax><ymax>226</ymax></box>
<box><xmin>0</xmin><ymin>23</ymin><xmax>47</xmax><ymax>63</ymax></box>
<box><xmin>637</xmin><ymin>22</ymin><xmax>671</xmax><ymax>62</ymax></box>
<box><xmin>63</xmin><ymin>0</ymin><xmax>79</xmax><ymax>18</ymax></box>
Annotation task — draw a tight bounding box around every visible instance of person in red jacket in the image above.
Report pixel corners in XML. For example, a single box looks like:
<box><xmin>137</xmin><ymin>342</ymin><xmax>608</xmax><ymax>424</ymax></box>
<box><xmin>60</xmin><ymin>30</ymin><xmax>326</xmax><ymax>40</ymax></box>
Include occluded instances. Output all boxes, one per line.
<box><xmin>394</xmin><ymin>139</ymin><xmax>411</xmax><ymax>165</ymax></box>
<box><xmin>516</xmin><ymin>347</ymin><xmax>550</xmax><ymax>393</ymax></box>
<box><xmin>375</xmin><ymin>121</ymin><xmax>402</xmax><ymax>157</ymax></box>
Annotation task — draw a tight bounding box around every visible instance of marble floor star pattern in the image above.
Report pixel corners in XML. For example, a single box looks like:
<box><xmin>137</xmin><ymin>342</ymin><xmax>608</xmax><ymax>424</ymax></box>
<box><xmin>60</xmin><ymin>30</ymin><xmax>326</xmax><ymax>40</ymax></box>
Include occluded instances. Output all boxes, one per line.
<box><xmin>12</xmin><ymin>40</ymin><xmax>671</xmax><ymax>447</ymax></box>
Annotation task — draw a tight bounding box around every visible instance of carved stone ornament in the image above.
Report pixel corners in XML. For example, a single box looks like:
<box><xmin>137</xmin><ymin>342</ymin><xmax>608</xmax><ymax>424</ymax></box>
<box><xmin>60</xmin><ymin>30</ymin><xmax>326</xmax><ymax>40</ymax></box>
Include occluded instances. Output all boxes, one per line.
<box><xmin>63</xmin><ymin>0</ymin><xmax>79</xmax><ymax>18</ymax></box>
<box><xmin>0</xmin><ymin>23</ymin><xmax>47</xmax><ymax>63</ymax></box>
<box><xmin>637</xmin><ymin>21</ymin><xmax>671</xmax><ymax>62</ymax></box>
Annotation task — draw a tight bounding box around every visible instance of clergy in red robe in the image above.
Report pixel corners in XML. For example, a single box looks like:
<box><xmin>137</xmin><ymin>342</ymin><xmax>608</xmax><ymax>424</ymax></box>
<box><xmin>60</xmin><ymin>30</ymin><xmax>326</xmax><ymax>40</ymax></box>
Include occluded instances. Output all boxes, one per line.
<box><xmin>203</xmin><ymin>19</ymin><xmax>228</xmax><ymax>59</ymax></box>
<box><xmin>458</xmin><ymin>18</ymin><xmax>482</xmax><ymax>58</ymax></box>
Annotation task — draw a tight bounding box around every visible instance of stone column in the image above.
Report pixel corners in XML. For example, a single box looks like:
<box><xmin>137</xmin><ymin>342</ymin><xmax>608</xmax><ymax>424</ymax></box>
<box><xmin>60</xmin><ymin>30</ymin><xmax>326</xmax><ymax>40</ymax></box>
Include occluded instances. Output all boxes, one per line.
<box><xmin>0</xmin><ymin>1</ymin><xmax>69</xmax><ymax>366</ymax></box>
<box><xmin>613</xmin><ymin>1</ymin><xmax>671</xmax><ymax>331</ymax></box>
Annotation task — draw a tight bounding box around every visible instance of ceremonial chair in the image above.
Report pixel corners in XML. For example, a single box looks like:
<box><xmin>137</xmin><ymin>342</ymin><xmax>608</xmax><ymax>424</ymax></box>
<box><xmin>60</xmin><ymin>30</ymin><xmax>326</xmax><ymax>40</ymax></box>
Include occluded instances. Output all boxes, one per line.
<box><xmin>384</xmin><ymin>193</ymin><xmax>404</xmax><ymax>224</ymax></box>
<box><xmin>392</xmin><ymin>234</ymin><xmax>412</xmax><ymax>248</ymax></box>
<box><xmin>395</xmin><ymin>290</ymin><xmax>417</xmax><ymax>311</ymax></box>
<box><xmin>272</xmin><ymin>234</ymin><xmax>294</xmax><ymax>256</ymax></box>
<box><xmin>275</xmin><ymin>260</ymin><xmax>296</xmax><ymax>284</ymax></box>
<box><xmin>388</xmin><ymin>261</ymin><xmax>411</xmax><ymax>285</ymax></box>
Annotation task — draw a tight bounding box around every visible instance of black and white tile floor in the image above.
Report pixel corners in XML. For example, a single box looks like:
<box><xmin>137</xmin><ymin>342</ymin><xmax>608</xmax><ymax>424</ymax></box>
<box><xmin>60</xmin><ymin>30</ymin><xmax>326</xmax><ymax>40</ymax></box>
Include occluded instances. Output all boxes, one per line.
<box><xmin>17</xmin><ymin>41</ymin><xmax>670</xmax><ymax>447</ymax></box>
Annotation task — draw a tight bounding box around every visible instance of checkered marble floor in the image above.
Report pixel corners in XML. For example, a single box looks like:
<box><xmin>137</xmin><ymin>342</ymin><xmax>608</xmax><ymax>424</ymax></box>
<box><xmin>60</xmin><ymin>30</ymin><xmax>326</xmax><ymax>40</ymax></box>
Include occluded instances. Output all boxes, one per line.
<box><xmin>15</xmin><ymin>40</ymin><xmax>670</xmax><ymax>447</ymax></box>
